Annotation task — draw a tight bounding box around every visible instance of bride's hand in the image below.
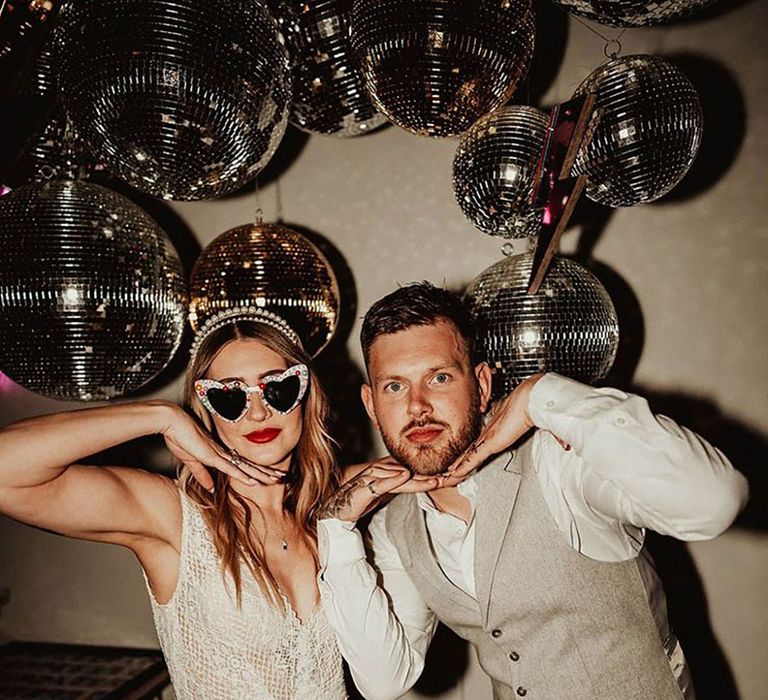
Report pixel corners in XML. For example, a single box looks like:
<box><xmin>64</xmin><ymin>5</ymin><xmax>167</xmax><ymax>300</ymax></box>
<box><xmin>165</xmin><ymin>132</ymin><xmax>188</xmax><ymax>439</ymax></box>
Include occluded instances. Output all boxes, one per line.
<box><xmin>318</xmin><ymin>457</ymin><xmax>439</xmax><ymax>522</ymax></box>
<box><xmin>161</xmin><ymin>407</ymin><xmax>285</xmax><ymax>491</ymax></box>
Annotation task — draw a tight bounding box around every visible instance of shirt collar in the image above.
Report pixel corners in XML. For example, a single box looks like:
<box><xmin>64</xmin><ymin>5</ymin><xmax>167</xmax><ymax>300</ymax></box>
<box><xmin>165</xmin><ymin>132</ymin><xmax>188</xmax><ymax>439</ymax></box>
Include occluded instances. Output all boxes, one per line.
<box><xmin>416</xmin><ymin>473</ymin><xmax>478</xmax><ymax>517</ymax></box>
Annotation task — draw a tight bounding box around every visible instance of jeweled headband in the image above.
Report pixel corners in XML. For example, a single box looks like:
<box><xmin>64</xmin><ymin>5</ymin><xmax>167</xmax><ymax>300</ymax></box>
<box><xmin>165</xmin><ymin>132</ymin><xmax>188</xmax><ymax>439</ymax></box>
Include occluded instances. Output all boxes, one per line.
<box><xmin>189</xmin><ymin>306</ymin><xmax>302</xmax><ymax>362</ymax></box>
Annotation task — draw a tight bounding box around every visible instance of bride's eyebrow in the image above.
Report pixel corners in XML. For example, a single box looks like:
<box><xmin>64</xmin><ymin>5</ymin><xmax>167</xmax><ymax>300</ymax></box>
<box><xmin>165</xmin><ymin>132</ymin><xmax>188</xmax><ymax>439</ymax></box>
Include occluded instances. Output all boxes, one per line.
<box><xmin>216</xmin><ymin>368</ymin><xmax>286</xmax><ymax>382</ymax></box>
<box><xmin>216</xmin><ymin>376</ymin><xmax>244</xmax><ymax>383</ymax></box>
<box><xmin>260</xmin><ymin>368</ymin><xmax>287</xmax><ymax>378</ymax></box>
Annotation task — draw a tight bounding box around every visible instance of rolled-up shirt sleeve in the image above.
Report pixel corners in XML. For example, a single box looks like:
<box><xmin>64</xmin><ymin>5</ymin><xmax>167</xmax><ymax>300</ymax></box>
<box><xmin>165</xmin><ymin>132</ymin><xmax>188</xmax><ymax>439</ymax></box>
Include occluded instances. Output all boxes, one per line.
<box><xmin>317</xmin><ymin>510</ymin><xmax>438</xmax><ymax>700</ymax></box>
<box><xmin>528</xmin><ymin>373</ymin><xmax>749</xmax><ymax>540</ymax></box>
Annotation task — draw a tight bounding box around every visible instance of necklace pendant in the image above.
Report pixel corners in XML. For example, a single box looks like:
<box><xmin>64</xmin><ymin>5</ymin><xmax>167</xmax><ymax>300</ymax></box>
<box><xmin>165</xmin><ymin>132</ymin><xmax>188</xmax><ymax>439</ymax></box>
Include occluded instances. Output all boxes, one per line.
<box><xmin>281</xmin><ymin>540</ymin><xmax>288</xmax><ymax>551</ymax></box>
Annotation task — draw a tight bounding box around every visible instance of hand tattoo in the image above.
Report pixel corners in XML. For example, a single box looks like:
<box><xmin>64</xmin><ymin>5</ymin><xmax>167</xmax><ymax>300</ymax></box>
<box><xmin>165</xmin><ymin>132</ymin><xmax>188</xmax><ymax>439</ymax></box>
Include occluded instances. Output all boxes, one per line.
<box><xmin>469</xmin><ymin>438</ymin><xmax>485</xmax><ymax>455</ymax></box>
<box><xmin>457</xmin><ymin>438</ymin><xmax>484</xmax><ymax>469</ymax></box>
<box><xmin>317</xmin><ymin>469</ymin><xmax>374</xmax><ymax>521</ymax></box>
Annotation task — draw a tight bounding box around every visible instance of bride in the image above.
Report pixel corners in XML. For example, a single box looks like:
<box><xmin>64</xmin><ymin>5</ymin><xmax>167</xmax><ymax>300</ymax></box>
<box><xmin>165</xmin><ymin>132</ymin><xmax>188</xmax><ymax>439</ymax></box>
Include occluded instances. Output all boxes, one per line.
<box><xmin>0</xmin><ymin>308</ymin><xmax>374</xmax><ymax>699</ymax></box>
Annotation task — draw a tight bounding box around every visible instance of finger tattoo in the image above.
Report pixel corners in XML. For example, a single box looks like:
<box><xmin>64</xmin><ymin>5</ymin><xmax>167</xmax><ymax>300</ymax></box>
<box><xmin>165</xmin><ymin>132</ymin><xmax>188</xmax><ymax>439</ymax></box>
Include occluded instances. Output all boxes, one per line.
<box><xmin>469</xmin><ymin>439</ymin><xmax>485</xmax><ymax>455</ymax></box>
<box><xmin>317</xmin><ymin>475</ymin><xmax>371</xmax><ymax>520</ymax></box>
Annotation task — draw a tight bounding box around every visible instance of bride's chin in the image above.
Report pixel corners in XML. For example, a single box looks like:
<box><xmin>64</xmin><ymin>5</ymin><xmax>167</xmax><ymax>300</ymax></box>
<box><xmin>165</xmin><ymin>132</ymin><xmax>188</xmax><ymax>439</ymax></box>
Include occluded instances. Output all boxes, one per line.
<box><xmin>241</xmin><ymin>444</ymin><xmax>293</xmax><ymax>472</ymax></box>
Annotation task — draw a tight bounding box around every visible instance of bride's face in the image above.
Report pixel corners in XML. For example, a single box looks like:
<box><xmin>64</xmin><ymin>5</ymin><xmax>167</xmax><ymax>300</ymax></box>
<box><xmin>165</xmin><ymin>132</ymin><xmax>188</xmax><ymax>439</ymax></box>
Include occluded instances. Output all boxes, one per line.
<box><xmin>202</xmin><ymin>338</ymin><xmax>304</xmax><ymax>473</ymax></box>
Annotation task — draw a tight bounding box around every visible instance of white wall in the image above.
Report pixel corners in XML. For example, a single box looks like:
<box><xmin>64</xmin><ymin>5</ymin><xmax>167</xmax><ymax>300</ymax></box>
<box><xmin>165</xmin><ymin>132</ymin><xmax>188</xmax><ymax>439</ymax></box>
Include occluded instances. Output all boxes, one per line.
<box><xmin>1</xmin><ymin>3</ymin><xmax>766</xmax><ymax>699</ymax></box>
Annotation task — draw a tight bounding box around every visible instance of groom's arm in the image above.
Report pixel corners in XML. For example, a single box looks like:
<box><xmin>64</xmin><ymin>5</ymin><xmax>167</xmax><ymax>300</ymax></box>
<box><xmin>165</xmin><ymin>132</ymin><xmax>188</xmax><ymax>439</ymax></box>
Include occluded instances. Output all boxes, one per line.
<box><xmin>318</xmin><ymin>510</ymin><xmax>438</xmax><ymax>700</ymax></box>
<box><xmin>527</xmin><ymin>374</ymin><xmax>748</xmax><ymax>539</ymax></box>
<box><xmin>451</xmin><ymin>373</ymin><xmax>748</xmax><ymax>540</ymax></box>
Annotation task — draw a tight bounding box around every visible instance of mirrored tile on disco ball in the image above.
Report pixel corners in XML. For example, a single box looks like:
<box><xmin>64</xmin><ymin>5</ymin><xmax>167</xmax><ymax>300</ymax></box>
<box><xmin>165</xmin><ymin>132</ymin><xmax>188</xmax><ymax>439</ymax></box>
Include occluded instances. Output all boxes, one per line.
<box><xmin>0</xmin><ymin>180</ymin><xmax>188</xmax><ymax>400</ymax></box>
<box><xmin>572</xmin><ymin>55</ymin><xmax>702</xmax><ymax>208</ymax></box>
<box><xmin>464</xmin><ymin>252</ymin><xmax>619</xmax><ymax>398</ymax></box>
<box><xmin>270</xmin><ymin>0</ymin><xmax>387</xmax><ymax>136</ymax></box>
<box><xmin>550</xmin><ymin>0</ymin><xmax>714</xmax><ymax>27</ymax></box>
<box><xmin>351</xmin><ymin>0</ymin><xmax>535</xmax><ymax>137</ymax></box>
<box><xmin>0</xmin><ymin>0</ymin><xmax>61</xmax><ymax>90</ymax></box>
<box><xmin>5</xmin><ymin>42</ymin><xmax>98</xmax><ymax>188</ymax></box>
<box><xmin>453</xmin><ymin>105</ymin><xmax>548</xmax><ymax>238</ymax></box>
<box><xmin>190</xmin><ymin>223</ymin><xmax>340</xmax><ymax>357</ymax></box>
<box><xmin>54</xmin><ymin>0</ymin><xmax>292</xmax><ymax>200</ymax></box>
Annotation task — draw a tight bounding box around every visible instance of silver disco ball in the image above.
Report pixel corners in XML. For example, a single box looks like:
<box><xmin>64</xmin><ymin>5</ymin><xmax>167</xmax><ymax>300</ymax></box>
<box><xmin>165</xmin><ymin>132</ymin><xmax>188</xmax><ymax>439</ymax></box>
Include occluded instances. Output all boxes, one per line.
<box><xmin>351</xmin><ymin>0</ymin><xmax>535</xmax><ymax>137</ymax></box>
<box><xmin>453</xmin><ymin>106</ymin><xmax>548</xmax><ymax>238</ymax></box>
<box><xmin>464</xmin><ymin>252</ymin><xmax>619</xmax><ymax>397</ymax></box>
<box><xmin>190</xmin><ymin>223</ymin><xmax>340</xmax><ymax>357</ymax></box>
<box><xmin>549</xmin><ymin>0</ymin><xmax>713</xmax><ymax>27</ymax></box>
<box><xmin>6</xmin><ymin>43</ymin><xmax>96</xmax><ymax>188</ymax></box>
<box><xmin>572</xmin><ymin>55</ymin><xmax>703</xmax><ymax>208</ymax></box>
<box><xmin>7</xmin><ymin>114</ymin><xmax>84</xmax><ymax>186</ymax></box>
<box><xmin>272</xmin><ymin>0</ymin><xmax>387</xmax><ymax>136</ymax></box>
<box><xmin>54</xmin><ymin>0</ymin><xmax>291</xmax><ymax>200</ymax></box>
<box><xmin>0</xmin><ymin>180</ymin><xmax>188</xmax><ymax>401</ymax></box>
<box><xmin>0</xmin><ymin>0</ymin><xmax>61</xmax><ymax>66</ymax></box>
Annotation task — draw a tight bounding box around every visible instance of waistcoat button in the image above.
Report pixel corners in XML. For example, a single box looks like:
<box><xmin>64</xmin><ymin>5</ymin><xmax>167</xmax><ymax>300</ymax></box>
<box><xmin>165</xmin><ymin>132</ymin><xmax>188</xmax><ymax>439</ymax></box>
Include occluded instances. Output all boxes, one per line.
<box><xmin>491</xmin><ymin>629</ymin><xmax>502</xmax><ymax>638</ymax></box>
<box><xmin>516</xmin><ymin>688</ymin><xmax>527</xmax><ymax>697</ymax></box>
<box><xmin>509</xmin><ymin>651</ymin><xmax>520</xmax><ymax>661</ymax></box>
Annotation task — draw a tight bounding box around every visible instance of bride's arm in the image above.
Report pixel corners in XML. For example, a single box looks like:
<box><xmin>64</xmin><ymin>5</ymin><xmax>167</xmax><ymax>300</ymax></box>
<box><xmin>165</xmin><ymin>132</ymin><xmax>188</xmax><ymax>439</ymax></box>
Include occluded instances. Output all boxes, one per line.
<box><xmin>0</xmin><ymin>401</ymin><xmax>242</xmax><ymax>548</ymax></box>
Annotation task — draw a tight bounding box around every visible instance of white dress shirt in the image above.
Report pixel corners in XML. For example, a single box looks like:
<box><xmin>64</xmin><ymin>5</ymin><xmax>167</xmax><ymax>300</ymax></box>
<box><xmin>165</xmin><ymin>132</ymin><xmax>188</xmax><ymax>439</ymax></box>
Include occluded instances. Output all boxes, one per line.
<box><xmin>317</xmin><ymin>373</ymin><xmax>748</xmax><ymax>700</ymax></box>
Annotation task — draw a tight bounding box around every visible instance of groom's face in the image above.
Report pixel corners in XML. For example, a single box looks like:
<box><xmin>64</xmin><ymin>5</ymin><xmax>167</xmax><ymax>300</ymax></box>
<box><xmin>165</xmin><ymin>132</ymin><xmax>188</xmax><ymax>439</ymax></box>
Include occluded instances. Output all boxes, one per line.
<box><xmin>361</xmin><ymin>320</ymin><xmax>491</xmax><ymax>476</ymax></box>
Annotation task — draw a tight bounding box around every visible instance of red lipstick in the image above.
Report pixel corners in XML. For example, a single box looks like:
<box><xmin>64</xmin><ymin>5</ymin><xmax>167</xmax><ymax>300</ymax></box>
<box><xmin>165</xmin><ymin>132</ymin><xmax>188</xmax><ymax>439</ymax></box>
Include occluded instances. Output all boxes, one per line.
<box><xmin>245</xmin><ymin>428</ymin><xmax>281</xmax><ymax>444</ymax></box>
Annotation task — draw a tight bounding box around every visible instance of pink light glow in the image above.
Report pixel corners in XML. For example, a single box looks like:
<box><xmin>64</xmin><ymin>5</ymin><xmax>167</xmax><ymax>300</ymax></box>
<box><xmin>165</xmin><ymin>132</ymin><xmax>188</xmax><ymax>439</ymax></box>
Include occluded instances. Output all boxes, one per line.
<box><xmin>0</xmin><ymin>371</ymin><xmax>22</xmax><ymax>393</ymax></box>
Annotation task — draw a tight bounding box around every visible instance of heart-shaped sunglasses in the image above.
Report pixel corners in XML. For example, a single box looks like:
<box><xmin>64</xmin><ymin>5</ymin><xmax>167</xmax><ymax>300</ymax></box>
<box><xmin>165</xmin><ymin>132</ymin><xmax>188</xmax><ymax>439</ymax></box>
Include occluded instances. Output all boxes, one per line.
<box><xmin>194</xmin><ymin>364</ymin><xmax>309</xmax><ymax>422</ymax></box>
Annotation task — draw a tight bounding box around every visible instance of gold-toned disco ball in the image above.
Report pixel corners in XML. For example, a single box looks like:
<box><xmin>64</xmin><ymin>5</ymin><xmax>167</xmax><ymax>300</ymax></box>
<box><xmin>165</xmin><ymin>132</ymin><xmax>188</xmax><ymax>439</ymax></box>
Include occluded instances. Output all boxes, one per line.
<box><xmin>550</xmin><ymin>0</ymin><xmax>713</xmax><ymax>27</ymax></box>
<box><xmin>453</xmin><ymin>105</ymin><xmax>548</xmax><ymax>238</ymax></box>
<box><xmin>350</xmin><ymin>0</ymin><xmax>535</xmax><ymax>137</ymax></box>
<box><xmin>271</xmin><ymin>0</ymin><xmax>388</xmax><ymax>136</ymax></box>
<box><xmin>53</xmin><ymin>0</ymin><xmax>291</xmax><ymax>200</ymax></box>
<box><xmin>573</xmin><ymin>55</ymin><xmax>703</xmax><ymax>208</ymax></box>
<box><xmin>189</xmin><ymin>223</ymin><xmax>340</xmax><ymax>357</ymax></box>
<box><xmin>0</xmin><ymin>180</ymin><xmax>188</xmax><ymax>401</ymax></box>
<box><xmin>464</xmin><ymin>253</ymin><xmax>619</xmax><ymax>398</ymax></box>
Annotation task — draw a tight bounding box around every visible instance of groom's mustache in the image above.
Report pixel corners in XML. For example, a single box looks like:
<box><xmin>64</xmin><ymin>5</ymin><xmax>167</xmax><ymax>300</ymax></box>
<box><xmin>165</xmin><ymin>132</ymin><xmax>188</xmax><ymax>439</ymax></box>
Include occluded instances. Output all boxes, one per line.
<box><xmin>400</xmin><ymin>418</ymin><xmax>451</xmax><ymax>437</ymax></box>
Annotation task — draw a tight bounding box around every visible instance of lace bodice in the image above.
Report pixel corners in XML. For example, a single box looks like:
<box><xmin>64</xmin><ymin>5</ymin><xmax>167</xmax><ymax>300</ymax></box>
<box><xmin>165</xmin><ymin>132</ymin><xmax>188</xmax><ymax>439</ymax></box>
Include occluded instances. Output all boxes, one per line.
<box><xmin>145</xmin><ymin>490</ymin><xmax>346</xmax><ymax>700</ymax></box>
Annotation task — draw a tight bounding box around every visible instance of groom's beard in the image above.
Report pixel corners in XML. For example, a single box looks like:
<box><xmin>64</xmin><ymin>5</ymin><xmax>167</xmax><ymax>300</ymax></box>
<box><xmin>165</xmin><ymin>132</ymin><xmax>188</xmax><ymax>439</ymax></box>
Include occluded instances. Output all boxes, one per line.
<box><xmin>379</xmin><ymin>392</ymin><xmax>484</xmax><ymax>476</ymax></box>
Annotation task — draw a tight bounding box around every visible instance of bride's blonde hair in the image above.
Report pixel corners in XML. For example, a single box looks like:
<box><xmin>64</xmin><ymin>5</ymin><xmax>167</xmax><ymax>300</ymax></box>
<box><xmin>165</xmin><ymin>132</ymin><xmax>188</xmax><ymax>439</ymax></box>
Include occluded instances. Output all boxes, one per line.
<box><xmin>179</xmin><ymin>320</ymin><xmax>338</xmax><ymax>610</ymax></box>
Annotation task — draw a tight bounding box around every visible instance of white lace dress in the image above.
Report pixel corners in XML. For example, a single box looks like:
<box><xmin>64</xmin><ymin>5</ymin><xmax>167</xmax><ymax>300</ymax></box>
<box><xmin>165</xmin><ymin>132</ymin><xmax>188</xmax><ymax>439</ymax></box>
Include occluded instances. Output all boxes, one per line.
<box><xmin>145</xmin><ymin>491</ymin><xmax>346</xmax><ymax>700</ymax></box>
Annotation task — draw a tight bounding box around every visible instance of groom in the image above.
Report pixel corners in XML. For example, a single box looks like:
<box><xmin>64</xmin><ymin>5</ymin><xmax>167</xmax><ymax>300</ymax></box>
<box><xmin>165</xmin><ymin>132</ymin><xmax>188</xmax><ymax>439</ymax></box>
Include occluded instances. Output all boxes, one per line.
<box><xmin>317</xmin><ymin>282</ymin><xmax>747</xmax><ymax>700</ymax></box>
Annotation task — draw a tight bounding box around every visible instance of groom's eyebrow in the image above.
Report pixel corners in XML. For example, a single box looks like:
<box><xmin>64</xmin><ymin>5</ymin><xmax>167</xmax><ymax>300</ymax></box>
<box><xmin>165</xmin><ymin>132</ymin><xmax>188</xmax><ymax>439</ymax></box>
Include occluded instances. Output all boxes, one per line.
<box><xmin>372</xmin><ymin>372</ymin><xmax>406</xmax><ymax>385</ymax></box>
<box><xmin>373</xmin><ymin>362</ymin><xmax>462</xmax><ymax>384</ymax></box>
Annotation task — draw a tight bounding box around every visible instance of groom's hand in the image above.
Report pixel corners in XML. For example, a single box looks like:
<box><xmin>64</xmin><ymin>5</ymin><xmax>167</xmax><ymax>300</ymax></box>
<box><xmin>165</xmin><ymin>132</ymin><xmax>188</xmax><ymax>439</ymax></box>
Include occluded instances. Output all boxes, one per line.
<box><xmin>440</xmin><ymin>373</ymin><xmax>546</xmax><ymax>487</ymax></box>
<box><xmin>318</xmin><ymin>457</ymin><xmax>439</xmax><ymax>523</ymax></box>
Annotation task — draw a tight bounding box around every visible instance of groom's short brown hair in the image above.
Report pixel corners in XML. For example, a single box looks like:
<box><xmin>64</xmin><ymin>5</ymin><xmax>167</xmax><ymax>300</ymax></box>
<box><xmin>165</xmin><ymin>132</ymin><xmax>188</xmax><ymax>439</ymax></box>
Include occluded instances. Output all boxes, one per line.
<box><xmin>360</xmin><ymin>282</ymin><xmax>476</xmax><ymax>368</ymax></box>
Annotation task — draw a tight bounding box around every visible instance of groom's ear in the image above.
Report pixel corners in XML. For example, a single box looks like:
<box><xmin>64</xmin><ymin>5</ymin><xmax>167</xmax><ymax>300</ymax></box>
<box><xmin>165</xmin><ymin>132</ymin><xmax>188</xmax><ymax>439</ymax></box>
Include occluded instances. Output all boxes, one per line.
<box><xmin>475</xmin><ymin>361</ymin><xmax>493</xmax><ymax>413</ymax></box>
<box><xmin>361</xmin><ymin>383</ymin><xmax>380</xmax><ymax>431</ymax></box>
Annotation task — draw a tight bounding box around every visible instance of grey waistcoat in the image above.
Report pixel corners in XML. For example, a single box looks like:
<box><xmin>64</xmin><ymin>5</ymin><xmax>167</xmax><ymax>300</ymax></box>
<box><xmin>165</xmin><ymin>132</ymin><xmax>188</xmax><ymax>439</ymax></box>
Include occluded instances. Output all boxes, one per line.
<box><xmin>384</xmin><ymin>436</ymin><xmax>684</xmax><ymax>700</ymax></box>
